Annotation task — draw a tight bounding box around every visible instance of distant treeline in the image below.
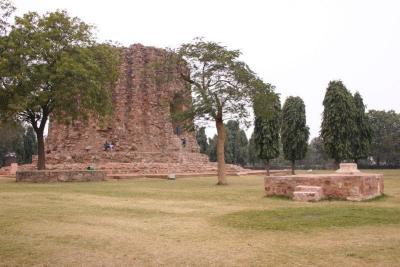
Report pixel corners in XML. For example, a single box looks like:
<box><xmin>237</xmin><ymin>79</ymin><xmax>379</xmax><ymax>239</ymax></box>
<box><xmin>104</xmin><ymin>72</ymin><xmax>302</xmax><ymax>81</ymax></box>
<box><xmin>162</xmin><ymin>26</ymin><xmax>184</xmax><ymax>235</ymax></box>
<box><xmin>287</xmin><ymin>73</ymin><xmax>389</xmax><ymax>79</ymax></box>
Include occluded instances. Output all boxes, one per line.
<box><xmin>0</xmin><ymin>122</ymin><xmax>37</xmax><ymax>167</ymax></box>
<box><xmin>196</xmin><ymin>109</ymin><xmax>400</xmax><ymax>169</ymax></box>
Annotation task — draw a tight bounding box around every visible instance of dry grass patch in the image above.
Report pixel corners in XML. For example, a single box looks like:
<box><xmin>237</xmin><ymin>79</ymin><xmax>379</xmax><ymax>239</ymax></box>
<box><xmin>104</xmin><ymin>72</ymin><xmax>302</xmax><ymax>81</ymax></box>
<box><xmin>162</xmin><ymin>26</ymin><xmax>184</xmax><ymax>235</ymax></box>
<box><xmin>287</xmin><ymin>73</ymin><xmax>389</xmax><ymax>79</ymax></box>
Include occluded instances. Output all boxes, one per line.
<box><xmin>218</xmin><ymin>206</ymin><xmax>400</xmax><ymax>231</ymax></box>
<box><xmin>0</xmin><ymin>170</ymin><xmax>400</xmax><ymax>266</ymax></box>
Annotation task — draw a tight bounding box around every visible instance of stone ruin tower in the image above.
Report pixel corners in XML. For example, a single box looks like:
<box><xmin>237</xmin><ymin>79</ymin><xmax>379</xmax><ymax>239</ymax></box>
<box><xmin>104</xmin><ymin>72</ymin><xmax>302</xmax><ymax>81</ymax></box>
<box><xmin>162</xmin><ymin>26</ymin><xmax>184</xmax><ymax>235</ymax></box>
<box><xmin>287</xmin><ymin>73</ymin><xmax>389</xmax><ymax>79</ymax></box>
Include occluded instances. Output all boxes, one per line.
<box><xmin>45</xmin><ymin>44</ymin><xmax>230</xmax><ymax>175</ymax></box>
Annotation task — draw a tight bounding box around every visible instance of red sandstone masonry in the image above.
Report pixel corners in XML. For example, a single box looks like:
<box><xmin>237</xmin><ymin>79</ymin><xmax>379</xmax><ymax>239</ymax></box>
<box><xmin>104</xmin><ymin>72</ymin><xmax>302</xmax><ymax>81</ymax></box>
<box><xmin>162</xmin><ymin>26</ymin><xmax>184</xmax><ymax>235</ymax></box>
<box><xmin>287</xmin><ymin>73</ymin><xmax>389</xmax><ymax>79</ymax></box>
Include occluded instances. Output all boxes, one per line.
<box><xmin>45</xmin><ymin>44</ymin><xmax>205</xmax><ymax>165</ymax></box>
<box><xmin>265</xmin><ymin>173</ymin><xmax>383</xmax><ymax>201</ymax></box>
<box><xmin>16</xmin><ymin>170</ymin><xmax>106</xmax><ymax>183</ymax></box>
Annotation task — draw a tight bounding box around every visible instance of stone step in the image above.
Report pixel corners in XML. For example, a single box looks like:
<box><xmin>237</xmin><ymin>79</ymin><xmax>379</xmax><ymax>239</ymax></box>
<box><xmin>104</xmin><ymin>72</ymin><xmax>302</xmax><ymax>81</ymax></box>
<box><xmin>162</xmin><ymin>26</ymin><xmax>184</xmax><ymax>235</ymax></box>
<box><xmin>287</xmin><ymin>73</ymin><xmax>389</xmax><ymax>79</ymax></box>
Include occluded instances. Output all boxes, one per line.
<box><xmin>293</xmin><ymin>191</ymin><xmax>323</xmax><ymax>202</ymax></box>
<box><xmin>295</xmin><ymin>185</ymin><xmax>323</xmax><ymax>194</ymax></box>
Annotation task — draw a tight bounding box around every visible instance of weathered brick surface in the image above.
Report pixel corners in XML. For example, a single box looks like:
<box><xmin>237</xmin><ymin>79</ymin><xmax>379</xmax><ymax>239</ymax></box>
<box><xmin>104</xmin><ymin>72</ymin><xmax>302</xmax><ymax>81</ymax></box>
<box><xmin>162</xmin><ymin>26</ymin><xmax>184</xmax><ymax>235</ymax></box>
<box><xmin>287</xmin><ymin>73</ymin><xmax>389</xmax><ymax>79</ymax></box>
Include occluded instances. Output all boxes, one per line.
<box><xmin>16</xmin><ymin>170</ymin><xmax>106</xmax><ymax>183</ymax></box>
<box><xmin>42</xmin><ymin>44</ymin><xmax>221</xmax><ymax>175</ymax></box>
<box><xmin>293</xmin><ymin>186</ymin><xmax>323</xmax><ymax>202</ymax></box>
<box><xmin>265</xmin><ymin>173</ymin><xmax>384</xmax><ymax>201</ymax></box>
<box><xmin>0</xmin><ymin>163</ymin><xmax>18</xmax><ymax>176</ymax></box>
<box><xmin>46</xmin><ymin>44</ymin><xmax>203</xmax><ymax>164</ymax></box>
<box><xmin>293</xmin><ymin>191</ymin><xmax>323</xmax><ymax>202</ymax></box>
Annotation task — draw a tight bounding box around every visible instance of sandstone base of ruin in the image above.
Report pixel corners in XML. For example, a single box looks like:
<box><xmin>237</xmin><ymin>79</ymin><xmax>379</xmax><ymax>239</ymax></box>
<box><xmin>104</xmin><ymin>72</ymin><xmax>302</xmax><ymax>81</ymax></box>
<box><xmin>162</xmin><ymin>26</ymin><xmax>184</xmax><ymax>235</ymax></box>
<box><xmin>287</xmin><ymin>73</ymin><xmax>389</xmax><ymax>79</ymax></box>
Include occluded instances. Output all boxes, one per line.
<box><xmin>0</xmin><ymin>163</ymin><xmax>18</xmax><ymax>177</ymax></box>
<box><xmin>265</xmin><ymin>164</ymin><xmax>383</xmax><ymax>201</ymax></box>
<box><xmin>20</xmin><ymin>161</ymin><xmax>290</xmax><ymax>179</ymax></box>
<box><xmin>16</xmin><ymin>170</ymin><xmax>106</xmax><ymax>183</ymax></box>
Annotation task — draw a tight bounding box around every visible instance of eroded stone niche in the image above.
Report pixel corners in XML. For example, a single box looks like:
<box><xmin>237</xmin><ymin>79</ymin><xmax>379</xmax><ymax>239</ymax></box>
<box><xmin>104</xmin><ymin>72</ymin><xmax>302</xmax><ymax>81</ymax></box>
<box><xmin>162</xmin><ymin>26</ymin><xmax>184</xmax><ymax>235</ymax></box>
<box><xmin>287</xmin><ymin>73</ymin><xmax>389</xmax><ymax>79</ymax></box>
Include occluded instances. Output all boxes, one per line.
<box><xmin>46</xmin><ymin>44</ymin><xmax>205</xmax><ymax>164</ymax></box>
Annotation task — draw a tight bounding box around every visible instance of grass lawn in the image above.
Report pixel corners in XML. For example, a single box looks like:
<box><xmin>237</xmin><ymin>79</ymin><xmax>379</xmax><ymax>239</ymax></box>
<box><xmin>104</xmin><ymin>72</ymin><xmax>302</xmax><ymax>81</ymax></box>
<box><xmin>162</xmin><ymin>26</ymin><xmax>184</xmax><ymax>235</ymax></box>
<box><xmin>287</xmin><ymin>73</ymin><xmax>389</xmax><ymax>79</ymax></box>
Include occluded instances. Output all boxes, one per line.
<box><xmin>1</xmin><ymin>169</ymin><xmax>400</xmax><ymax>266</ymax></box>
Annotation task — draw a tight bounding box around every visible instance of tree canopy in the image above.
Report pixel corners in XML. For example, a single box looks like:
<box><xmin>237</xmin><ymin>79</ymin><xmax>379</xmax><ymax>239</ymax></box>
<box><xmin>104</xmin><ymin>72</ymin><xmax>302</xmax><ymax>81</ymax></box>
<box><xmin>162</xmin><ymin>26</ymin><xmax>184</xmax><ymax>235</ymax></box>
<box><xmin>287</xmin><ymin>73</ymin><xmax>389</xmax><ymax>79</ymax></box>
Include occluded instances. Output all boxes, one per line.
<box><xmin>351</xmin><ymin>92</ymin><xmax>371</xmax><ymax>162</ymax></box>
<box><xmin>0</xmin><ymin>122</ymin><xmax>37</xmax><ymax>166</ymax></box>
<box><xmin>368</xmin><ymin>110</ymin><xmax>400</xmax><ymax>167</ymax></box>
<box><xmin>253</xmin><ymin>89</ymin><xmax>281</xmax><ymax>176</ymax></box>
<box><xmin>281</xmin><ymin>96</ymin><xmax>309</xmax><ymax>174</ymax></box>
<box><xmin>321</xmin><ymin>80</ymin><xmax>355</xmax><ymax>167</ymax></box>
<box><xmin>0</xmin><ymin>10</ymin><xmax>120</xmax><ymax>169</ymax></box>
<box><xmin>0</xmin><ymin>0</ymin><xmax>15</xmax><ymax>35</ymax></box>
<box><xmin>176</xmin><ymin>38</ymin><xmax>263</xmax><ymax>184</ymax></box>
<box><xmin>195</xmin><ymin>126</ymin><xmax>208</xmax><ymax>154</ymax></box>
<box><xmin>224</xmin><ymin>120</ymin><xmax>248</xmax><ymax>166</ymax></box>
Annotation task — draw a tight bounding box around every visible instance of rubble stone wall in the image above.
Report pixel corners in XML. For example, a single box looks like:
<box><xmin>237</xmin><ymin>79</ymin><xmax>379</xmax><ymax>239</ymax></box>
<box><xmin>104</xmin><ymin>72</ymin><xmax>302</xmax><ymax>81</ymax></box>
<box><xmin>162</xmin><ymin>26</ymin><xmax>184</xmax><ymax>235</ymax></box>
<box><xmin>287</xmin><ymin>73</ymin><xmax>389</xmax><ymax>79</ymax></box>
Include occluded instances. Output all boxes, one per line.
<box><xmin>16</xmin><ymin>170</ymin><xmax>106</xmax><ymax>183</ymax></box>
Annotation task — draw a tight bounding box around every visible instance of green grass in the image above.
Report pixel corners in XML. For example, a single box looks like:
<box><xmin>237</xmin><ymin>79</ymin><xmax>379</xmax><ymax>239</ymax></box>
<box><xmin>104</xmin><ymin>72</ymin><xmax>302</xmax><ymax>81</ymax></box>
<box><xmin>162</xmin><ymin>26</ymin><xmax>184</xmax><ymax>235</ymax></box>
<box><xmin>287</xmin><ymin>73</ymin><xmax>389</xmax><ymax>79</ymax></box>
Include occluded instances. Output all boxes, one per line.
<box><xmin>219</xmin><ymin>206</ymin><xmax>400</xmax><ymax>231</ymax></box>
<box><xmin>0</xmin><ymin>169</ymin><xmax>399</xmax><ymax>266</ymax></box>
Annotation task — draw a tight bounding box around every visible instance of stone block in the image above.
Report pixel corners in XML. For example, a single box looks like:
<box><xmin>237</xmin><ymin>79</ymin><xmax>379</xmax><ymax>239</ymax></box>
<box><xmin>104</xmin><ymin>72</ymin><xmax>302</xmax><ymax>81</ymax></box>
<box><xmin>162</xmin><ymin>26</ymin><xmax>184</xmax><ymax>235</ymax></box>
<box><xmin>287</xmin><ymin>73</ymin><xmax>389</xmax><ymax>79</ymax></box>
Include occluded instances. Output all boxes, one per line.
<box><xmin>336</xmin><ymin>163</ymin><xmax>360</xmax><ymax>174</ymax></box>
<box><xmin>293</xmin><ymin>191</ymin><xmax>323</xmax><ymax>202</ymax></box>
<box><xmin>295</xmin><ymin>185</ymin><xmax>323</xmax><ymax>194</ymax></box>
<box><xmin>265</xmin><ymin>172</ymin><xmax>384</xmax><ymax>201</ymax></box>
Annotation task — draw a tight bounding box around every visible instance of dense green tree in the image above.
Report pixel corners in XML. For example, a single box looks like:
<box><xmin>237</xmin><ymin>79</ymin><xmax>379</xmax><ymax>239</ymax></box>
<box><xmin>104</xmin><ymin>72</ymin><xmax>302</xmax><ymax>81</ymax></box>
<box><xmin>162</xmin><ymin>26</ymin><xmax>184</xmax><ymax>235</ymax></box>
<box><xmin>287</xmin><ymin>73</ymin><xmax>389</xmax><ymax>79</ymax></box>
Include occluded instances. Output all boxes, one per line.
<box><xmin>0</xmin><ymin>122</ymin><xmax>24</xmax><ymax>166</ymax></box>
<box><xmin>351</xmin><ymin>92</ymin><xmax>372</xmax><ymax>163</ymax></box>
<box><xmin>23</xmin><ymin>126</ymin><xmax>37</xmax><ymax>164</ymax></box>
<box><xmin>368</xmin><ymin>110</ymin><xmax>400</xmax><ymax>167</ymax></box>
<box><xmin>321</xmin><ymin>80</ymin><xmax>356</xmax><ymax>168</ymax></box>
<box><xmin>309</xmin><ymin>136</ymin><xmax>330</xmax><ymax>168</ymax></box>
<box><xmin>195</xmin><ymin>126</ymin><xmax>208</xmax><ymax>154</ymax></box>
<box><xmin>207</xmin><ymin>135</ymin><xmax>218</xmax><ymax>162</ymax></box>
<box><xmin>176</xmin><ymin>38</ymin><xmax>263</xmax><ymax>184</ymax></box>
<box><xmin>253</xmin><ymin>90</ymin><xmax>281</xmax><ymax>176</ymax></box>
<box><xmin>0</xmin><ymin>10</ymin><xmax>120</xmax><ymax>169</ymax></box>
<box><xmin>224</xmin><ymin>120</ymin><xmax>248</xmax><ymax>166</ymax></box>
<box><xmin>299</xmin><ymin>136</ymin><xmax>333</xmax><ymax>169</ymax></box>
<box><xmin>247</xmin><ymin>132</ymin><xmax>258</xmax><ymax>167</ymax></box>
<box><xmin>281</xmin><ymin>96</ymin><xmax>309</xmax><ymax>174</ymax></box>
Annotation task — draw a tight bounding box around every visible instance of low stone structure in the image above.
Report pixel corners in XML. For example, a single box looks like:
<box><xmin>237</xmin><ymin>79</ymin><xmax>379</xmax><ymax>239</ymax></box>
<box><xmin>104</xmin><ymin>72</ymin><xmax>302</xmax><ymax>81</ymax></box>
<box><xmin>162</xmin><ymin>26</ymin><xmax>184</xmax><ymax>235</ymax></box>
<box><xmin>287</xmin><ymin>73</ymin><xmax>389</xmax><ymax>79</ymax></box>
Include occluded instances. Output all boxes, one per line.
<box><xmin>265</xmin><ymin>163</ymin><xmax>384</xmax><ymax>201</ymax></box>
<box><xmin>16</xmin><ymin>170</ymin><xmax>106</xmax><ymax>183</ymax></box>
<box><xmin>0</xmin><ymin>163</ymin><xmax>18</xmax><ymax>177</ymax></box>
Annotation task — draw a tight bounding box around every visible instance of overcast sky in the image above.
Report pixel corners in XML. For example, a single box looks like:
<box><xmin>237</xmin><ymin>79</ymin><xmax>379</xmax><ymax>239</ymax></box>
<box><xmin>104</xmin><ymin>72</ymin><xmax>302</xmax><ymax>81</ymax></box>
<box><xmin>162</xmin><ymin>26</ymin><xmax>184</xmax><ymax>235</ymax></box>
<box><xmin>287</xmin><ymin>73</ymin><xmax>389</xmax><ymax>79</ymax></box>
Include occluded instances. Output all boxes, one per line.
<box><xmin>13</xmin><ymin>0</ymin><xmax>400</xmax><ymax>138</ymax></box>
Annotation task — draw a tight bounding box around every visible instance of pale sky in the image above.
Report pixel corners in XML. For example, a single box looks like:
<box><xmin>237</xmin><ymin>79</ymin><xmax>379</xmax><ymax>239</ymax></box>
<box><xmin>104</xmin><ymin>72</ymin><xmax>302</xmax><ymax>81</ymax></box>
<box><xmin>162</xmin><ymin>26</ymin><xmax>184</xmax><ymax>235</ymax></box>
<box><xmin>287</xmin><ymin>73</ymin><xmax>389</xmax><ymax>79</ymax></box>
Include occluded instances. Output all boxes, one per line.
<box><xmin>13</xmin><ymin>0</ymin><xmax>400</xmax><ymax>139</ymax></box>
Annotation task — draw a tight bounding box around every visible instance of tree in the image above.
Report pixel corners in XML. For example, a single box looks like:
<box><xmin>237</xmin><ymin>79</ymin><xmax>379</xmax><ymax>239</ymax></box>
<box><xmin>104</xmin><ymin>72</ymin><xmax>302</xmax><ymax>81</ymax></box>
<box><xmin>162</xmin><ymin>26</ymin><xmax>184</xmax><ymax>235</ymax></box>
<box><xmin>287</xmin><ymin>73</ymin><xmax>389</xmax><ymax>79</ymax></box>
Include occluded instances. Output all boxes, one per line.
<box><xmin>0</xmin><ymin>10</ymin><xmax>120</xmax><ymax>169</ymax></box>
<box><xmin>321</xmin><ymin>80</ymin><xmax>355</xmax><ymax>168</ymax></box>
<box><xmin>253</xmin><ymin>90</ymin><xmax>281</xmax><ymax>176</ymax></box>
<box><xmin>0</xmin><ymin>121</ymin><xmax>24</xmax><ymax>166</ymax></box>
<box><xmin>247</xmin><ymin>132</ymin><xmax>259</xmax><ymax>167</ymax></box>
<box><xmin>0</xmin><ymin>0</ymin><xmax>15</xmax><ymax>35</ymax></box>
<box><xmin>224</xmin><ymin>120</ymin><xmax>248</xmax><ymax>166</ymax></box>
<box><xmin>281</xmin><ymin>96</ymin><xmax>309</xmax><ymax>174</ymax></box>
<box><xmin>207</xmin><ymin>135</ymin><xmax>218</xmax><ymax>162</ymax></box>
<box><xmin>23</xmin><ymin>126</ymin><xmax>37</xmax><ymax>164</ymax></box>
<box><xmin>176</xmin><ymin>39</ymin><xmax>262</xmax><ymax>185</ymax></box>
<box><xmin>368</xmin><ymin>110</ymin><xmax>400</xmax><ymax>167</ymax></box>
<box><xmin>351</xmin><ymin>92</ymin><xmax>371</xmax><ymax>163</ymax></box>
<box><xmin>306</xmin><ymin>136</ymin><xmax>331</xmax><ymax>169</ymax></box>
<box><xmin>195</xmin><ymin>126</ymin><xmax>208</xmax><ymax>154</ymax></box>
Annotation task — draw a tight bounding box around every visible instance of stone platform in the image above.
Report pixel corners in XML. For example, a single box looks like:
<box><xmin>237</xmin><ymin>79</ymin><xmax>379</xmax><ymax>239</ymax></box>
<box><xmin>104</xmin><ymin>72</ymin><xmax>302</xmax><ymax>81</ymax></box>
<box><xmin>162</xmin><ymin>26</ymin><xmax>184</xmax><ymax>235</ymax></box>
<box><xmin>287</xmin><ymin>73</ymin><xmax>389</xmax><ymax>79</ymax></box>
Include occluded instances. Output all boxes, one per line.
<box><xmin>0</xmin><ymin>163</ymin><xmax>18</xmax><ymax>177</ymax></box>
<box><xmin>20</xmin><ymin>162</ymin><xmax>290</xmax><ymax>179</ymax></box>
<box><xmin>16</xmin><ymin>170</ymin><xmax>106</xmax><ymax>183</ymax></box>
<box><xmin>265</xmin><ymin>164</ymin><xmax>384</xmax><ymax>201</ymax></box>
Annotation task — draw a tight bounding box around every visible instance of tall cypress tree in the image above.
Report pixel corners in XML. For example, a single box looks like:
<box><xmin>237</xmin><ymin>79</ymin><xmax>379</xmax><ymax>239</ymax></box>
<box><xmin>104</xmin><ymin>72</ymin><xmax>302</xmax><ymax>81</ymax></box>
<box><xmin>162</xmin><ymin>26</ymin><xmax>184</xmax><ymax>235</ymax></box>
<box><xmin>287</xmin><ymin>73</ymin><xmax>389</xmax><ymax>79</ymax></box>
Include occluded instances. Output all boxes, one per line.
<box><xmin>225</xmin><ymin>120</ymin><xmax>248</xmax><ymax>166</ymax></box>
<box><xmin>195</xmin><ymin>127</ymin><xmax>208</xmax><ymax>154</ymax></box>
<box><xmin>351</xmin><ymin>92</ymin><xmax>371</xmax><ymax>163</ymax></box>
<box><xmin>23</xmin><ymin>126</ymin><xmax>37</xmax><ymax>164</ymax></box>
<box><xmin>206</xmin><ymin>135</ymin><xmax>218</xmax><ymax>162</ymax></box>
<box><xmin>281</xmin><ymin>96</ymin><xmax>310</xmax><ymax>174</ymax></box>
<box><xmin>253</xmin><ymin>91</ymin><xmax>281</xmax><ymax>176</ymax></box>
<box><xmin>321</xmin><ymin>80</ymin><xmax>356</xmax><ymax>168</ymax></box>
